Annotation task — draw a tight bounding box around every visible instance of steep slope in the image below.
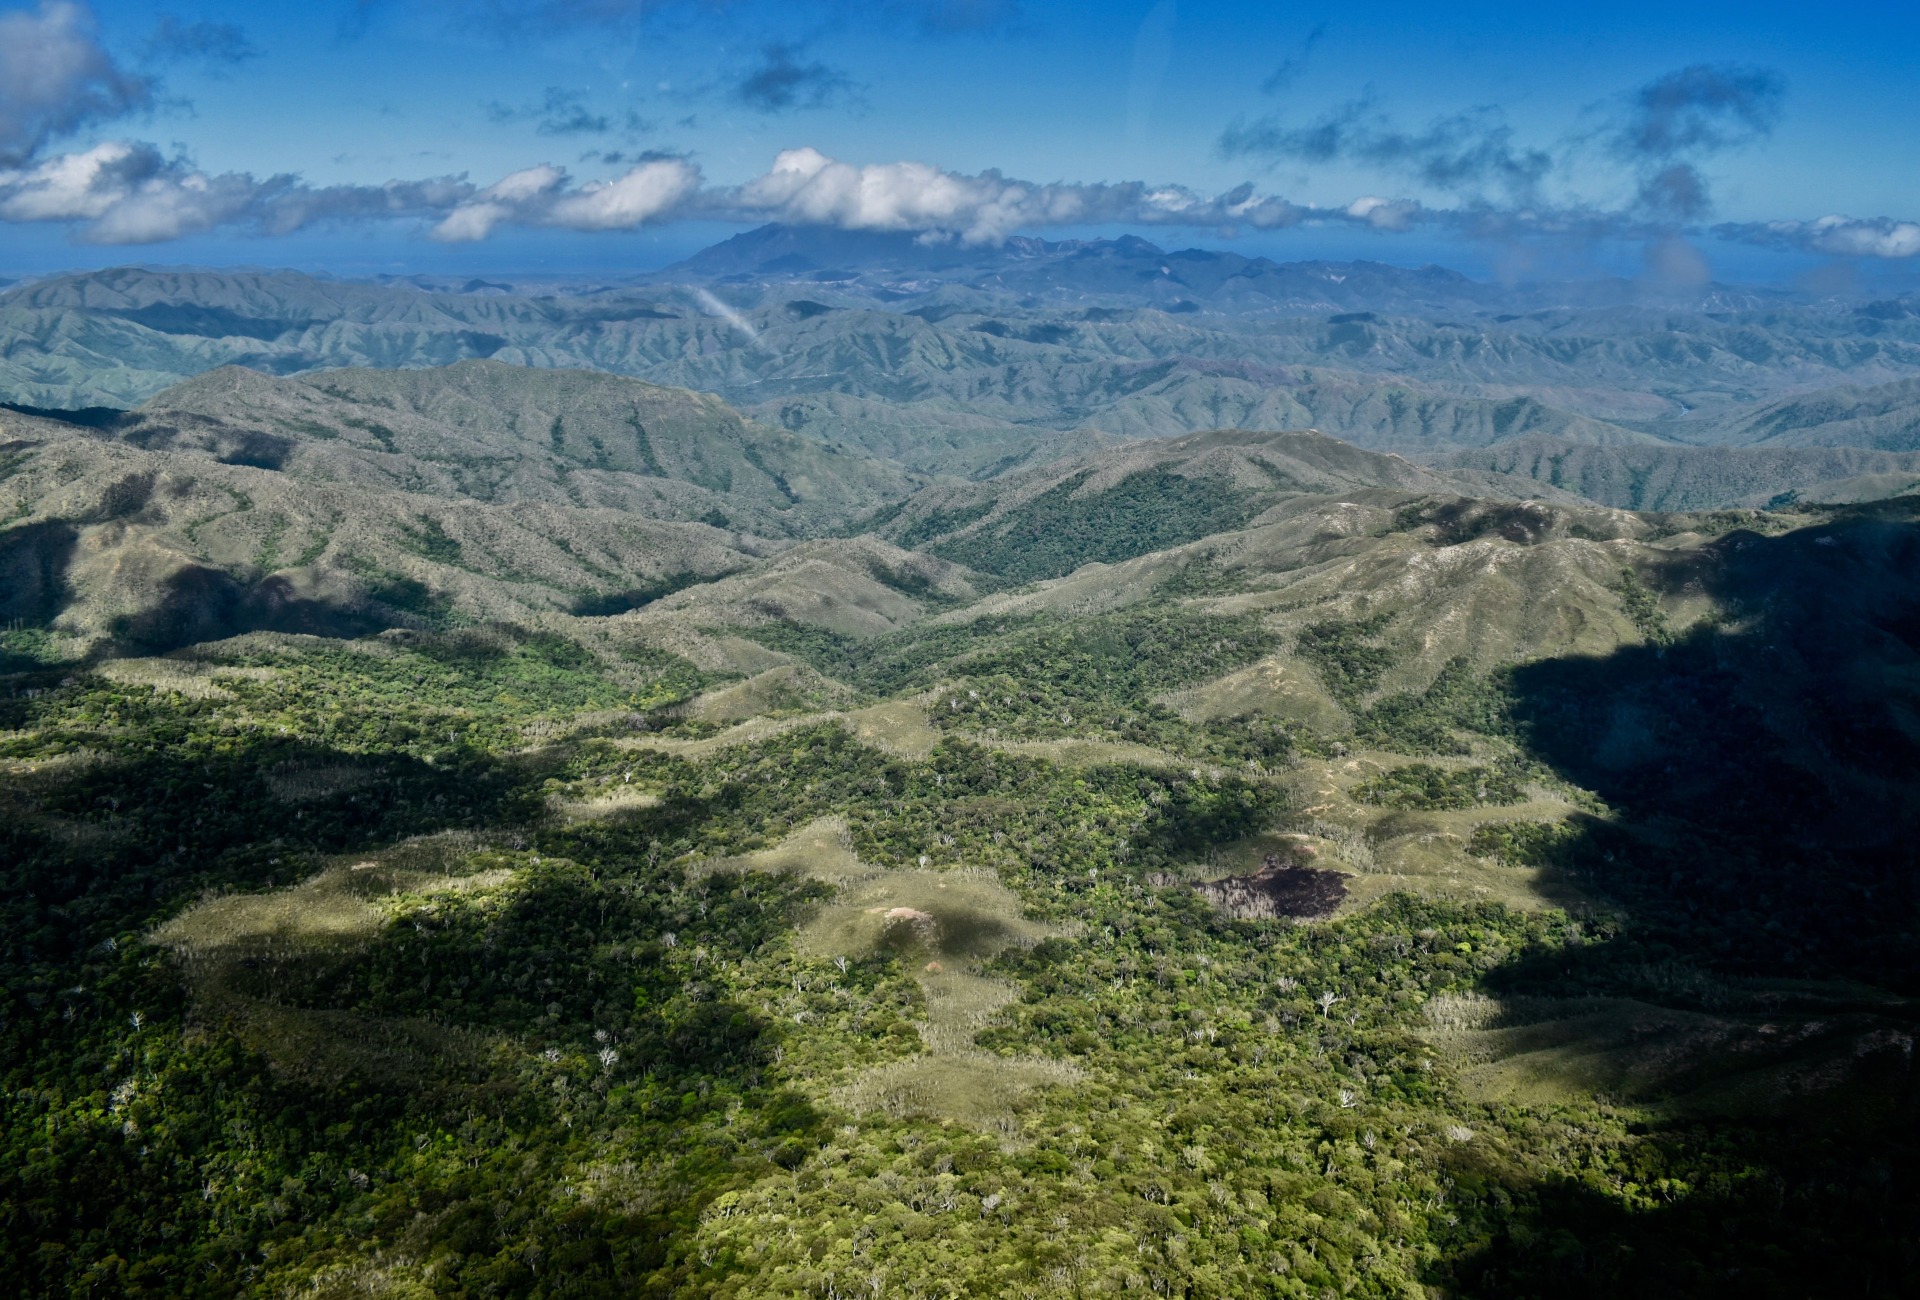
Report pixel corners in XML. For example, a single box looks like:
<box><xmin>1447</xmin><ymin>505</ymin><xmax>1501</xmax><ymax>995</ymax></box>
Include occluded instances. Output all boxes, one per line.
<box><xmin>0</xmin><ymin>416</ymin><xmax>761</xmax><ymax>655</ymax></box>
<box><xmin>111</xmin><ymin>360</ymin><xmax>921</xmax><ymax>535</ymax></box>
<box><xmin>874</xmin><ymin>427</ymin><xmax>1575</xmax><ymax>582</ymax></box>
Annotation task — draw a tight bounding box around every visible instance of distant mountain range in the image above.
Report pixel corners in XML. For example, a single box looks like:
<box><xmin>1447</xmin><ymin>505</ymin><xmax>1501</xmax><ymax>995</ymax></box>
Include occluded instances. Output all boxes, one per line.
<box><xmin>654</xmin><ymin>224</ymin><xmax>1817</xmax><ymax>316</ymax></box>
<box><xmin>9</xmin><ymin>233</ymin><xmax>1920</xmax><ymax>511</ymax></box>
<box><xmin>1445</xmin><ymin>437</ymin><xmax>1920</xmax><ymax>511</ymax></box>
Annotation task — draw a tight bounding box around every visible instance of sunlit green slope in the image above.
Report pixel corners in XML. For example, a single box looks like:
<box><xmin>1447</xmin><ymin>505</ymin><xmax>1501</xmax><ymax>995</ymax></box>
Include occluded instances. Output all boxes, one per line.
<box><xmin>4</xmin><ymin>390</ymin><xmax>1920</xmax><ymax>1297</ymax></box>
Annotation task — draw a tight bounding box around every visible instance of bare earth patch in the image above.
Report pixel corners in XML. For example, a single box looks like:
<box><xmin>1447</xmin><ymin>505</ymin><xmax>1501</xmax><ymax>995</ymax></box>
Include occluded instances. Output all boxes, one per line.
<box><xmin>1194</xmin><ymin>850</ymin><xmax>1349</xmax><ymax>920</ymax></box>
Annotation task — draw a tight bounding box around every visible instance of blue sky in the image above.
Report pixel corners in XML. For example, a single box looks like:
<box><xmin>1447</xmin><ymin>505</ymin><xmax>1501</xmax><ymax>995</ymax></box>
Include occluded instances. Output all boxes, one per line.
<box><xmin>2</xmin><ymin>0</ymin><xmax>1917</xmax><ymax>281</ymax></box>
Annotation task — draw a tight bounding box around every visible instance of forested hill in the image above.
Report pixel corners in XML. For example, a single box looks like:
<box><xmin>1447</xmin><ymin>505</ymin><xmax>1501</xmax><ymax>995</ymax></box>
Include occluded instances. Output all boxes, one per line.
<box><xmin>5</xmin><ymin>344</ymin><xmax>1920</xmax><ymax>1294</ymax></box>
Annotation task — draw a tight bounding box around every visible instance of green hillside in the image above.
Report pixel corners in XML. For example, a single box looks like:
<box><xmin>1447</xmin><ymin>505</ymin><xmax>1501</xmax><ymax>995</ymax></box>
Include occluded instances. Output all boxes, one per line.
<box><xmin>117</xmin><ymin>360</ymin><xmax>921</xmax><ymax>534</ymax></box>
<box><xmin>874</xmin><ymin>426</ymin><xmax>1577</xmax><ymax>582</ymax></box>
<box><xmin>7</xmin><ymin>374</ymin><xmax>1920</xmax><ymax>1297</ymax></box>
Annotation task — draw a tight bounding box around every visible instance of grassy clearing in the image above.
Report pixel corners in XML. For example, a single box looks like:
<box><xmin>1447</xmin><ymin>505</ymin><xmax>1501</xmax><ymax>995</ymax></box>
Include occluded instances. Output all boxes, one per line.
<box><xmin>830</xmin><ymin>1054</ymin><xmax>1084</xmax><ymax>1133</ymax></box>
<box><xmin>803</xmin><ymin>868</ymin><xmax>1064</xmax><ymax>1129</ymax></box>
<box><xmin>153</xmin><ymin>869</ymin><xmax>389</xmax><ymax>959</ymax></box>
<box><xmin>691</xmin><ymin>815</ymin><xmax>867</xmax><ymax>885</ymax></box>
<box><xmin>1285</xmin><ymin>752</ymin><xmax>1594</xmax><ymax>914</ymax></box>
<box><xmin>840</xmin><ymin>699</ymin><xmax>940</xmax><ymax>760</ymax></box>
<box><xmin>1156</xmin><ymin>655</ymin><xmax>1350</xmax><ymax>734</ymax></box>
<box><xmin>154</xmin><ymin>848</ymin><xmax>520</xmax><ymax>963</ymax></box>
<box><xmin>151</xmin><ymin>837</ymin><xmax>522</xmax><ymax>1079</ymax></box>
<box><xmin>797</xmin><ymin>870</ymin><xmax>1053</xmax><ymax>965</ymax></box>
<box><xmin>677</xmin><ymin>664</ymin><xmax>858</xmax><ymax>723</ymax></box>
<box><xmin>548</xmin><ymin>785</ymin><xmax>664</xmax><ymax>821</ymax></box>
<box><xmin>967</xmin><ymin>735</ymin><xmax>1214</xmax><ymax>772</ymax></box>
<box><xmin>618</xmin><ymin>714</ymin><xmax>820</xmax><ymax>758</ymax></box>
<box><xmin>96</xmin><ymin>657</ymin><xmax>279</xmax><ymax>700</ymax></box>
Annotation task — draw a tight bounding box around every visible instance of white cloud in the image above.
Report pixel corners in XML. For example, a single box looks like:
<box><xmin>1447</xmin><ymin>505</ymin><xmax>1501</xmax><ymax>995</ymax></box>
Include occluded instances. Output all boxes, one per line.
<box><xmin>1712</xmin><ymin>215</ymin><xmax>1920</xmax><ymax>260</ymax></box>
<box><xmin>0</xmin><ymin>140</ymin><xmax>473</xmax><ymax>244</ymax></box>
<box><xmin>712</xmin><ymin>146</ymin><xmax>1305</xmax><ymax>244</ymax></box>
<box><xmin>0</xmin><ymin>139</ymin><xmax>140</xmax><ymax>220</ymax></box>
<box><xmin>431</xmin><ymin>158</ymin><xmax>697</xmax><ymax>240</ymax></box>
<box><xmin>548</xmin><ymin>158</ymin><xmax>700</xmax><ymax>230</ymax></box>
<box><xmin>0</xmin><ymin>140</ymin><xmax>1510</xmax><ymax>248</ymax></box>
<box><xmin>0</xmin><ymin>2</ymin><xmax>150</xmax><ymax>166</ymax></box>
<box><xmin>1346</xmin><ymin>195</ymin><xmax>1420</xmax><ymax>231</ymax></box>
<box><xmin>12</xmin><ymin>135</ymin><xmax>1914</xmax><ymax>270</ymax></box>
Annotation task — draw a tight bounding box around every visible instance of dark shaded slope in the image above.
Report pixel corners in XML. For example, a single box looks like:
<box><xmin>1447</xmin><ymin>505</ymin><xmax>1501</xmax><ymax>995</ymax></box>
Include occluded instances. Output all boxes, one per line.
<box><xmin>0</xmin><ymin>418</ymin><xmax>763</xmax><ymax>654</ymax></box>
<box><xmin>1506</xmin><ymin>499</ymin><xmax>1920</xmax><ymax>983</ymax></box>
<box><xmin>1425</xmin><ymin>506</ymin><xmax>1920</xmax><ymax>1299</ymax></box>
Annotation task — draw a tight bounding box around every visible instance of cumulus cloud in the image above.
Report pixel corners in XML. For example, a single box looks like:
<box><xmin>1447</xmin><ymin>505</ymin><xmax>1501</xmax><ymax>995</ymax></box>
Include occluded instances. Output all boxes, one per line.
<box><xmin>0</xmin><ymin>1</ymin><xmax>152</xmax><ymax>166</ymax></box>
<box><xmin>6</xmin><ymin>134</ymin><xmax>1917</xmax><ymax>266</ymax></box>
<box><xmin>710</xmin><ymin>146</ymin><xmax>1306</xmax><ymax>244</ymax></box>
<box><xmin>1715</xmin><ymin>216</ymin><xmax>1920</xmax><ymax>261</ymax></box>
<box><xmin>444</xmin><ymin>149</ymin><xmax>1339</xmax><ymax>245</ymax></box>
<box><xmin>1344</xmin><ymin>195</ymin><xmax>1420</xmax><ymax>232</ymax></box>
<box><xmin>0</xmin><ymin>141</ymin><xmax>1298</xmax><ymax>247</ymax></box>
<box><xmin>429</xmin><ymin>156</ymin><xmax>698</xmax><ymax>240</ymax></box>
<box><xmin>729</xmin><ymin>43</ymin><xmax>862</xmax><ymax>114</ymax></box>
<box><xmin>142</xmin><ymin>16</ymin><xmax>259</xmax><ymax>70</ymax></box>
<box><xmin>0</xmin><ymin>140</ymin><xmax>471</xmax><ymax>243</ymax></box>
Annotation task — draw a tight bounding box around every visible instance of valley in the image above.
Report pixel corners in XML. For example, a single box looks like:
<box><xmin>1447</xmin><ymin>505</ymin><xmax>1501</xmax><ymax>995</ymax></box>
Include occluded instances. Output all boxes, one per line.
<box><xmin>4</xmin><ymin>239</ymin><xmax>1920</xmax><ymax>1298</ymax></box>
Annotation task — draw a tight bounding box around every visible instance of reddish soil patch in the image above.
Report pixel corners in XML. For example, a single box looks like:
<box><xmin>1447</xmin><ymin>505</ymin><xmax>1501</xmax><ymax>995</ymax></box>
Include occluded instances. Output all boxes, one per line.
<box><xmin>1195</xmin><ymin>853</ymin><xmax>1349</xmax><ymax>920</ymax></box>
